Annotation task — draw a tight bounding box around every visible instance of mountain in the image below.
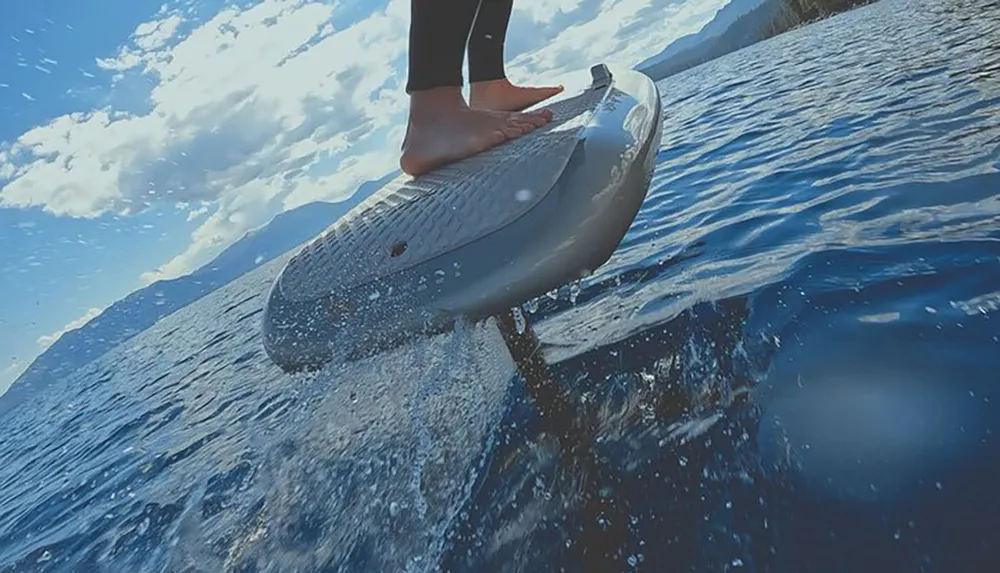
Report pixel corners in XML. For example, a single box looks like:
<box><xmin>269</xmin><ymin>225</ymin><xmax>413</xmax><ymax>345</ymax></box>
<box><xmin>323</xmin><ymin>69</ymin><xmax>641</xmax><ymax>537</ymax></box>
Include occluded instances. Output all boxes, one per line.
<box><xmin>0</xmin><ymin>170</ymin><xmax>399</xmax><ymax>416</ymax></box>
<box><xmin>638</xmin><ymin>0</ymin><xmax>877</xmax><ymax>80</ymax></box>
<box><xmin>635</xmin><ymin>0</ymin><xmax>766</xmax><ymax>73</ymax></box>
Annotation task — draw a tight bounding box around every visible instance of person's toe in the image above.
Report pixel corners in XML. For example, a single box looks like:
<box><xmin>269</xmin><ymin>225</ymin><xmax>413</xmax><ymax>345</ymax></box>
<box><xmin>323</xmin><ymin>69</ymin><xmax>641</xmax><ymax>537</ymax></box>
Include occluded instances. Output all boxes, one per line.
<box><xmin>506</xmin><ymin>116</ymin><xmax>535</xmax><ymax>130</ymax></box>
<box><xmin>517</xmin><ymin>109</ymin><xmax>551</xmax><ymax>126</ymax></box>
<box><xmin>499</xmin><ymin>121</ymin><xmax>529</xmax><ymax>138</ymax></box>
<box><xmin>480</xmin><ymin>127</ymin><xmax>511</xmax><ymax>146</ymax></box>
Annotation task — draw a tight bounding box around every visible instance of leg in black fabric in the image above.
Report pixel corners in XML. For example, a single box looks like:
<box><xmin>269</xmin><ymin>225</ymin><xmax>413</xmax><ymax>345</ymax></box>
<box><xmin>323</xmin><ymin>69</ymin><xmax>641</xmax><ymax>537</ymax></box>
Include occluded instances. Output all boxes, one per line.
<box><xmin>400</xmin><ymin>0</ymin><xmax>553</xmax><ymax>176</ymax></box>
<box><xmin>467</xmin><ymin>0</ymin><xmax>513</xmax><ymax>84</ymax></box>
<box><xmin>405</xmin><ymin>0</ymin><xmax>477</xmax><ymax>93</ymax></box>
<box><xmin>467</xmin><ymin>0</ymin><xmax>565</xmax><ymax>112</ymax></box>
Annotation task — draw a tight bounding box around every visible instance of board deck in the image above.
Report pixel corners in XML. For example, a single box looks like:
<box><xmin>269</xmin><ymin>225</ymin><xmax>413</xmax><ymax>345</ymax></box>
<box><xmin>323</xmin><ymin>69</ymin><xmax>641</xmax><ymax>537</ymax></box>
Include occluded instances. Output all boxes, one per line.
<box><xmin>262</xmin><ymin>64</ymin><xmax>663</xmax><ymax>372</ymax></box>
<box><xmin>281</xmin><ymin>87</ymin><xmax>607</xmax><ymax>301</ymax></box>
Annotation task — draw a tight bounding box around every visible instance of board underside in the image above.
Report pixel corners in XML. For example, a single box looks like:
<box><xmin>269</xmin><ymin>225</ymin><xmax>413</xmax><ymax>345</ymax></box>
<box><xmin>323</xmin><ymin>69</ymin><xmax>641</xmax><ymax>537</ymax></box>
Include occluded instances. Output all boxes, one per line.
<box><xmin>279</xmin><ymin>87</ymin><xmax>607</xmax><ymax>302</ymax></box>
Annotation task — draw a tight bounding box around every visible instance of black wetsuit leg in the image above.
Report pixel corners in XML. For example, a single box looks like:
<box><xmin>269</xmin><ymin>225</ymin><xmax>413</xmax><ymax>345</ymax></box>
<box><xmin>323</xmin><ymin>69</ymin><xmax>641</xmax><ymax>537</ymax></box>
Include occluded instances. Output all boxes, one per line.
<box><xmin>468</xmin><ymin>0</ymin><xmax>514</xmax><ymax>83</ymax></box>
<box><xmin>405</xmin><ymin>0</ymin><xmax>481</xmax><ymax>93</ymax></box>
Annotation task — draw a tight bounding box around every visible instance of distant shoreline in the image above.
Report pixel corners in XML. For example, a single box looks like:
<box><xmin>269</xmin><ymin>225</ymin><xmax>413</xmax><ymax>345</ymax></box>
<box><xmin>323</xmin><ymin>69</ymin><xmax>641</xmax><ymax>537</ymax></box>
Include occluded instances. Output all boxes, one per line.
<box><xmin>640</xmin><ymin>0</ymin><xmax>880</xmax><ymax>81</ymax></box>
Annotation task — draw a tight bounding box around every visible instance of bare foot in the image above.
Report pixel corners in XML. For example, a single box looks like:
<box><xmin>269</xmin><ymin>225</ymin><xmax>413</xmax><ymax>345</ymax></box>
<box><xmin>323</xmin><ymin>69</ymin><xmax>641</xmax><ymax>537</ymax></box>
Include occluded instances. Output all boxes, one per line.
<box><xmin>470</xmin><ymin>78</ymin><xmax>565</xmax><ymax>112</ymax></box>
<box><xmin>400</xmin><ymin>86</ymin><xmax>553</xmax><ymax>177</ymax></box>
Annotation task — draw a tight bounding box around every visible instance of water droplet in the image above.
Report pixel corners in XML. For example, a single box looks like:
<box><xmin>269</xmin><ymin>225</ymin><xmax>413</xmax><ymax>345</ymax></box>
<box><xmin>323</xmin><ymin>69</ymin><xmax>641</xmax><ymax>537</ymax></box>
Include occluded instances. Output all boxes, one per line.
<box><xmin>512</xmin><ymin>307</ymin><xmax>526</xmax><ymax>334</ymax></box>
<box><xmin>524</xmin><ymin>297</ymin><xmax>539</xmax><ymax>314</ymax></box>
<box><xmin>731</xmin><ymin>558</ymin><xmax>744</xmax><ymax>567</ymax></box>
<box><xmin>515</xmin><ymin>189</ymin><xmax>533</xmax><ymax>202</ymax></box>
<box><xmin>389</xmin><ymin>501</ymin><xmax>400</xmax><ymax>517</ymax></box>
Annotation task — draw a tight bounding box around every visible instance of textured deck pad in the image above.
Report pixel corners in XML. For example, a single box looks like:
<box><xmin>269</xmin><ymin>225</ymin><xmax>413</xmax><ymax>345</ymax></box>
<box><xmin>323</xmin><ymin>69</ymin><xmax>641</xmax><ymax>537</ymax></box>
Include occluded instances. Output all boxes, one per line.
<box><xmin>280</xmin><ymin>86</ymin><xmax>608</xmax><ymax>302</ymax></box>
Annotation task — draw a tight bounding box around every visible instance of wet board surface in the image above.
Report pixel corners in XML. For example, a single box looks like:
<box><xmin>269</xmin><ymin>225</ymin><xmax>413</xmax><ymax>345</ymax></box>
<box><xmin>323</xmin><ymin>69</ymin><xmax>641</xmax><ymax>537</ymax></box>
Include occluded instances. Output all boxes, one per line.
<box><xmin>262</xmin><ymin>64</ymin><xmax>663</xmax><ymax>371</ymax></box>
<box><xmin>281</xmin><ymin>81</ymin><xmax>607</xmax><ymax>301</ymax></box>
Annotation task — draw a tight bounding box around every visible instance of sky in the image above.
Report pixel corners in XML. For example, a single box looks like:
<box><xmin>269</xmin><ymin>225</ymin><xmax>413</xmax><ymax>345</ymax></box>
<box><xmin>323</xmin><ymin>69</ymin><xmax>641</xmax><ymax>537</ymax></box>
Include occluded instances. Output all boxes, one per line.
<box><xmin>0</xmin><ymin>0</ymin><xmax>731</xmax><ymax>393</ymax></box>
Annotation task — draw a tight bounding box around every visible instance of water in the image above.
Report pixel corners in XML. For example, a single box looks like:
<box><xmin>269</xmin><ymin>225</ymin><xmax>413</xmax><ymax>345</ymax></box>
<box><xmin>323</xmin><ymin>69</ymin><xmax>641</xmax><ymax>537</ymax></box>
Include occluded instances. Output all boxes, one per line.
<box><xmin>2</xmin><ymin>0</ymin><xmax>999</xmax><ymax>570</ymax></box>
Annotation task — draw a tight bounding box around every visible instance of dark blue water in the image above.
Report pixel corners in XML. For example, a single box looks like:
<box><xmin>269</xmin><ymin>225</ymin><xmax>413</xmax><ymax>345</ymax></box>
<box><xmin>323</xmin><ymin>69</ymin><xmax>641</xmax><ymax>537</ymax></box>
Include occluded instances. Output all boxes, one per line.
<box><xmin>2</xmin><ymin>0</ymin><xmax>999</xmax><ymax>571</ymax></box>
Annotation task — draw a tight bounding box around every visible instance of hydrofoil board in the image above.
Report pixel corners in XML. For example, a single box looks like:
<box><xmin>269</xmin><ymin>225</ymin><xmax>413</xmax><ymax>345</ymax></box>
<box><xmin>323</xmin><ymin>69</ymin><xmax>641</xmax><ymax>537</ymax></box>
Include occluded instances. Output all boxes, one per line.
<box><xmin>262</xmin><ymin>63</ymin><xmax>663</xmax><ymax>372</ymax></box>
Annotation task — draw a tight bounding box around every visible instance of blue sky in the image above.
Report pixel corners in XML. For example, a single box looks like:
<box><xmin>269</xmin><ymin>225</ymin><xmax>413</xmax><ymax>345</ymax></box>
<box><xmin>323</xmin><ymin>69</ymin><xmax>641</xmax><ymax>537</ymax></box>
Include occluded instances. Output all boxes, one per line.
<box><xmin>0</xmin><ymin>0</ymin><xmax>730</xmax><ymax>393</ymax></box>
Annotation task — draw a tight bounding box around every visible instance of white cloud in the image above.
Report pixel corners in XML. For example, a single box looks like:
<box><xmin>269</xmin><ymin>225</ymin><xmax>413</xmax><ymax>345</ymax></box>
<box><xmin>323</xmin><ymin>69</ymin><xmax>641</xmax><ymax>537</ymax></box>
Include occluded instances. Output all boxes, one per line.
<box><xmin>187</xmin><ymin>204</ymin><xmax>210</xmax><ymax>221</ymax></box>
<box><xmin>3</xmin><ymin>360</ymin><xmax>23</xmax><ymax>377</ymax></box>
<box><xmin>36</xmin><ymin>307</ymin><xmax>104</xmax><ymax>349</ymax></box>
<box><xmin>282</xmin><ymin>147</ymin><xmax>399</xmax><ymax>211</ymax></box>
<box><xmin>1</xmin><ymin>0</ymin><xmax>728</xmax><ymax>283</ymax></box>
<box><xmin>516</xmin><ymin>0</ymin><xmax>588</xmax><ymax>23</ymax></box>
<box><xmin>507</xmin><ymin>0</ymin><xmax>731</xmax><ymax>79</ymax></box>
<box><xmin>133</xmin><ymin>13</ymin><xmax>184</xmax><ymax>51</ymax></box>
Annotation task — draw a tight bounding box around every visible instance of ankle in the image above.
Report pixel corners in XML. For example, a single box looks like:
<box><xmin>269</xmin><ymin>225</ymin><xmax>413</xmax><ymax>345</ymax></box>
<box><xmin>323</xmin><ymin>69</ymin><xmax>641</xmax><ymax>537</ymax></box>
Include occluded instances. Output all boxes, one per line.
<box><xmin>408</xmin><ymin>87</ymin><xmax>468</xmax><ymax>122</ymax></box>
<box><xmin>470</xmin><ymin>78</ymin><xmax>511</xmax><ymax>97</ymax></box>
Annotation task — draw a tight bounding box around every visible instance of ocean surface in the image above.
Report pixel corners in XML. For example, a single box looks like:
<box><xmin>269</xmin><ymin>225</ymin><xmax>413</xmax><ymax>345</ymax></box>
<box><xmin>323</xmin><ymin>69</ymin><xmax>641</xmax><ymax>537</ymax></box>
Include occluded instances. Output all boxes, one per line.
<box><xmin>2</xmin><ymin>0</ymin><xmax>999</xmax><ymax>570</ymax></box>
